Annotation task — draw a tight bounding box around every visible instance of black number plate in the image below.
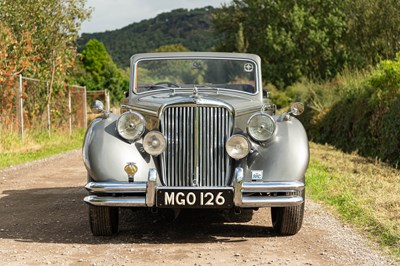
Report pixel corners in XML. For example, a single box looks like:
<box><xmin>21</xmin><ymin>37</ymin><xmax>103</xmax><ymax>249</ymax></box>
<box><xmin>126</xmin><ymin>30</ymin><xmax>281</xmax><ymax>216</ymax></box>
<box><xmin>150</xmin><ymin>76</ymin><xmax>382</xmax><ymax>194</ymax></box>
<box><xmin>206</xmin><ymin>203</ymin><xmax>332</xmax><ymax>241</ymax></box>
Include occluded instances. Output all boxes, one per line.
<box><xmin>156</xmin><ymin>188</ymin><xmax>233</xmax><ymax>208</ymax></box>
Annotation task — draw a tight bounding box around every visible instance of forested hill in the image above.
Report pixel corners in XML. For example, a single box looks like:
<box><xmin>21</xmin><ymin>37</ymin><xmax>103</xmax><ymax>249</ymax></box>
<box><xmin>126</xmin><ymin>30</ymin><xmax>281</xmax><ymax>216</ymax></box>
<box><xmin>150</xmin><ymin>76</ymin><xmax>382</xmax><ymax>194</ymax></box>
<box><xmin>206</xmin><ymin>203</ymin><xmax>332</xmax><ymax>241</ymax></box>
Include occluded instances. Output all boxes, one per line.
<box><xmin>78</xmin><ymin>7</ymin><xmax>217</xmax><ymax>67</ymax></box>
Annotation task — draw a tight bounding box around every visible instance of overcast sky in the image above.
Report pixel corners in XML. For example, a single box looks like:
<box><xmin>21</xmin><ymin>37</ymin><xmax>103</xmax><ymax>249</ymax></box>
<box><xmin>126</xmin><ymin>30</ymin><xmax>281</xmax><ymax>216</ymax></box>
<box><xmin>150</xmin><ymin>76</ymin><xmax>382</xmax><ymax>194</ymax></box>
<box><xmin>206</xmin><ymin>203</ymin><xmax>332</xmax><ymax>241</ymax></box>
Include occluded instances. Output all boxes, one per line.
<box><xmin>80</xmin><ymin>0</ymin><xmax>228</xmax><ymax>34</ymax></box>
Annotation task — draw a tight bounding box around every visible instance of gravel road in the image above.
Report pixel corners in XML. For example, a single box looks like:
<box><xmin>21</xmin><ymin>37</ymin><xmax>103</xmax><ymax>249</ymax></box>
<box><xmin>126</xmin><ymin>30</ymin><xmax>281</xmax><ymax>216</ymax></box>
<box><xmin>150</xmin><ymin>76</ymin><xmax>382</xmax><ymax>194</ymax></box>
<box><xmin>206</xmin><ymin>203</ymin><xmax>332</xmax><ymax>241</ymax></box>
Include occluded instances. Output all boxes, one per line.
<box><xmin>0</xmin><ymin>150</ymin><xmax>397</xmax><ymax>265</ymax></box>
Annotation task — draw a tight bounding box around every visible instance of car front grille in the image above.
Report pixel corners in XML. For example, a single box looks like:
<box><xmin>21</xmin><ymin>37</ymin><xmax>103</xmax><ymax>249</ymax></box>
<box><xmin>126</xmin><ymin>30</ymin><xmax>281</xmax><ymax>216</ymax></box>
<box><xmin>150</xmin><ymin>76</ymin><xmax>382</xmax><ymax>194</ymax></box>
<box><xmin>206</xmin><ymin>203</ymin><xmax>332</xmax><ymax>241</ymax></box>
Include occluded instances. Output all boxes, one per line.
<box><xmin>160</xmin><ymin>106</ymin><xmax>233</xmax><ymax>187</ymax></box>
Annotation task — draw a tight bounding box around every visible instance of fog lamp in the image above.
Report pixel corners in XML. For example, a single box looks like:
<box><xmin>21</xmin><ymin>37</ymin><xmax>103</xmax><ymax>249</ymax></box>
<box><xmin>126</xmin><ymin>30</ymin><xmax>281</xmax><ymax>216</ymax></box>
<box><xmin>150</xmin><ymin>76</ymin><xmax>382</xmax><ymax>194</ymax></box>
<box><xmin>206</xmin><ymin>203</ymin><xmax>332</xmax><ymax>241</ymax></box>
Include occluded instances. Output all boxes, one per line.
<box><xmin>117</xmin><ymin>111</ymin><xmax>145</xmax><ymax>142</ymax></box>
<box><xmin>143</xmin><ymin>131</ymin><xmax>167</xmax><ymax>156</ymax></box>
<box><xmin>247</xmin><ymin>113</ymin><xmax>276</xmax><ymax>142</ymax></box>
<box><xmin>226</xmin><ymin>135</ymin><xmax>250</xmax><ymax>160</ymax></box>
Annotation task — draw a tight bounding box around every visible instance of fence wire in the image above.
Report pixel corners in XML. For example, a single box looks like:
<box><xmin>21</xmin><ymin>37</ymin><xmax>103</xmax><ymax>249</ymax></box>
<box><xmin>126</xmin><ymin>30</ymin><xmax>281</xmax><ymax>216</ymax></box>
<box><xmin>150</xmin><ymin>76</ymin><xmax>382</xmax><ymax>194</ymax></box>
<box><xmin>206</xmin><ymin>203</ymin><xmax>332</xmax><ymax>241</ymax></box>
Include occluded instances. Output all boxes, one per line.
<box><xmin>0</xmin><ymin>74</ymin><xmax>109</xmax><ymax>140</ymax></box>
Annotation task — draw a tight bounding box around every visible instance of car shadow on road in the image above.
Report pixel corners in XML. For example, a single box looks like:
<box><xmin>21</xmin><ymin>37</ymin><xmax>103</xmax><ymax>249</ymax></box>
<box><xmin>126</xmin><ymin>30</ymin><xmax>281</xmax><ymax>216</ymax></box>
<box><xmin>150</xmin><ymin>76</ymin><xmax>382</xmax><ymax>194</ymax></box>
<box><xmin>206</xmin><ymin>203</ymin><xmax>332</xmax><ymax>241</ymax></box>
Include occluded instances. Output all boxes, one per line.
<box><xmin>0</xmin><ymin>187</ymin><xmax>280</xmax><ymax>245</ymax></box>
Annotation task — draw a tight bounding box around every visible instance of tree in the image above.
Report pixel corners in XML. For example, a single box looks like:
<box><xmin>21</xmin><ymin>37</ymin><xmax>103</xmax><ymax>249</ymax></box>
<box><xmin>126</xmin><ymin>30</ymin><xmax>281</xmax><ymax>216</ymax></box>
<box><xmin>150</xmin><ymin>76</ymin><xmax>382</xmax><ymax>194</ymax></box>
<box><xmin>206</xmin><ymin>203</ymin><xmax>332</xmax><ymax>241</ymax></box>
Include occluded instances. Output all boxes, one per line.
<box><xmin>0</xmin><ymin>22</ymin><xmax>36</xmax><ymax>129</ymax></box>
<box><xmin>75</xmin><ymin>39</ymin><xmax>128</xmax><ymax>104</ymax></box>
<box><xmin>342</xmin><ymin>0</ymin><xmax>400</xmax><ymax>68</ymax></box>
<box><xmin>0</xmin><ymin>0</ymin><xmax>91</xmax><ymax>105</ymax></box>
<box><xmin>213</xmin><ymin>0</ymin><xmax>347</xmax><ymax>88</ymax></box>
<box><xmin>152</xmin><ymin>44</ymin><xmax>191</xmax><ymax>52</ymax></box>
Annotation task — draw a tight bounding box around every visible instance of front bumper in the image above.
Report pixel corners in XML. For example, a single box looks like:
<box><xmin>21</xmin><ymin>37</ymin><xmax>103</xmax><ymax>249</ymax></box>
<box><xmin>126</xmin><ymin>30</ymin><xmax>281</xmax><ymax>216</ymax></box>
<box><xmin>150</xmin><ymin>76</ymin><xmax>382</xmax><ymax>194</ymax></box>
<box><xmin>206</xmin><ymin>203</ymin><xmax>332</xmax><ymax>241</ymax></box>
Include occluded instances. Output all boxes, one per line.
<box><xmin>84</xmin><ymin>168</ymin><xmax>304</xmax><ymax>208</ymax></box>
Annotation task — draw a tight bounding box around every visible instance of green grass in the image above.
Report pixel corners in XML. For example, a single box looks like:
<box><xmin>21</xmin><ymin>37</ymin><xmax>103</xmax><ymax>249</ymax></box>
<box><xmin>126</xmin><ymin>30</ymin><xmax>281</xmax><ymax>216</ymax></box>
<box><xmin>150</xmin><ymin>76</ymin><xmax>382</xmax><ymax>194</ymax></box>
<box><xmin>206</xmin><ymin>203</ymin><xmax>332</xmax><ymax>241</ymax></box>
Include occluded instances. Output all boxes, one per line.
<box><xmin>307</xmin><ymin>142</ymin><xmax>400</xmax><ymax>260</ymax></box>
<box><xmin>0</xmin><ymin>129</ymin><xmax>85</xmax><ymax>170</ymax></box>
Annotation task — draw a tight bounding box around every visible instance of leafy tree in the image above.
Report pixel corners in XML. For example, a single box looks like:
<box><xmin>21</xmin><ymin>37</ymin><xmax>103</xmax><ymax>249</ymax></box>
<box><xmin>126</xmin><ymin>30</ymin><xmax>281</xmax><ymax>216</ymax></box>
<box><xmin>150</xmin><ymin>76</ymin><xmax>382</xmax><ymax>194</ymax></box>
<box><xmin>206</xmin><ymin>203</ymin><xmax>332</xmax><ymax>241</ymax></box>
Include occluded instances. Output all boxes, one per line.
<box><xmin>213</xmin><ymin>0</ymin><xmax>400</xmax><ymax>88</ymax></box>
<box><xmin>152</xmin><ymin>44</ymin><xmax>190</xmax><ymax>52</ymax></box>
<box><xmin>0</xmin><ymin>22</ymin><xmax>36</xmax><ymax>127</ymax></box>
<box><xmin>75</xmin><ymin>39</ymin><xmax>128</xmax><ymax>104</ymax></box>
<box><xmin>0</xmin><ymin>0</ymin><xmax>90</xmax><ymax>130</ymax></box>
<box><xmin>342</xmin><ymin>0</ymin><xmax>400</xmax><ymax>68</ymax></box>
<box><xmin>0</xmin><ymin>0</ymin><xmax>91</xmax><ymax>110</ymax></box>
<box><xmin>213</xmin><ymin>0</ymin><xmax>347</xmax><ymax>88</ymax></box>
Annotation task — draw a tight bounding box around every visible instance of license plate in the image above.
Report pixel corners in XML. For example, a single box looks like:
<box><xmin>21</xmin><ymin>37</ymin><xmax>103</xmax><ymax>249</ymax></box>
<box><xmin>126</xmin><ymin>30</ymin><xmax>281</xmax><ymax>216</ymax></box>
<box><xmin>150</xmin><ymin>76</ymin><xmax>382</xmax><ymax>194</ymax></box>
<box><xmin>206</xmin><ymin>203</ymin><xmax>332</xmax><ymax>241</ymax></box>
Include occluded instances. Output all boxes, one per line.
<box><xmin>156</xmin><ymin>188</ymin><xmax>233</xmax><ymax>208</ymax></box>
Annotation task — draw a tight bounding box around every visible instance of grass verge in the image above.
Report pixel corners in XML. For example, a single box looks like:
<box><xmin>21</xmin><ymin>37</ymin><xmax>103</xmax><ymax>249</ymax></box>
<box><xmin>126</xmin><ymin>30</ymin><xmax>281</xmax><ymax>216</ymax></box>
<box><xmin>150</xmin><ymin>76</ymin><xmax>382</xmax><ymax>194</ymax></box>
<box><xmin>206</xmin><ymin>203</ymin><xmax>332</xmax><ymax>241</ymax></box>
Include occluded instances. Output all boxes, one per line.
<box><xmin>307</xmin><ymin>142</ymin><xmax>400</xmax><ymax>259</ymax></box>
<box><xmin>0</xmin><ymin>129</ymin><xmax>85</xmax><ymax>171</ymax></box>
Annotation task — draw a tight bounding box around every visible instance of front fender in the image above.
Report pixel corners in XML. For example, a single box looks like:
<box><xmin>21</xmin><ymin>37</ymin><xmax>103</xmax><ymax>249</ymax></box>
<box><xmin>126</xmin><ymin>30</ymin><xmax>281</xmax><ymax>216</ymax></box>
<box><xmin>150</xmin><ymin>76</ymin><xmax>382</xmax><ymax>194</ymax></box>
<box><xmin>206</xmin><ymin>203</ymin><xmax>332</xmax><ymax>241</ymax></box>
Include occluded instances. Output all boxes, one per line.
<box><xmin>246</xmin><ymin>116</ymin><xmax>309</xmax><ymax>182</ymax></box>
<box><xmin>82</xmin><ymin>113</ymin><xmax>156</xmax><ymax>182</ymax></box>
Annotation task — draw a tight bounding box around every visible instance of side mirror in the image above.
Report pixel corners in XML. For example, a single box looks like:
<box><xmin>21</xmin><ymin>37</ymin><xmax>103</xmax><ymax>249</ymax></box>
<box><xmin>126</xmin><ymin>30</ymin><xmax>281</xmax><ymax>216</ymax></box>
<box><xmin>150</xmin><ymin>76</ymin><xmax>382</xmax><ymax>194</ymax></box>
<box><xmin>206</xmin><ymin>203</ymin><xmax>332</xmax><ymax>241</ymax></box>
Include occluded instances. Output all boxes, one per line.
<box><xmin>91</xmin><ymin>100</ymin><xmax>104</xmax><ymax>114</ymax></box>
<box><xmin>290</xmin><ymin>102</ymin><xmax>304</xmax><ymax>116</ymax></box>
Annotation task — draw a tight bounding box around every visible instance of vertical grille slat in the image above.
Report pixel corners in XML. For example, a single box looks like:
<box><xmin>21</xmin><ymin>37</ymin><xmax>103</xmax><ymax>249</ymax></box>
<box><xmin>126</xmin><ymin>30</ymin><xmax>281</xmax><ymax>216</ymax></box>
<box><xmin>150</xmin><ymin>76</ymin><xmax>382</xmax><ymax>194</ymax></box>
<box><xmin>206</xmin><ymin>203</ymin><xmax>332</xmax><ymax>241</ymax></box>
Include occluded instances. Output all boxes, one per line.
<box><xmin>161</xmin><ymin>106</ymin><xmax>232</xmax><ymax>187</ymax></box>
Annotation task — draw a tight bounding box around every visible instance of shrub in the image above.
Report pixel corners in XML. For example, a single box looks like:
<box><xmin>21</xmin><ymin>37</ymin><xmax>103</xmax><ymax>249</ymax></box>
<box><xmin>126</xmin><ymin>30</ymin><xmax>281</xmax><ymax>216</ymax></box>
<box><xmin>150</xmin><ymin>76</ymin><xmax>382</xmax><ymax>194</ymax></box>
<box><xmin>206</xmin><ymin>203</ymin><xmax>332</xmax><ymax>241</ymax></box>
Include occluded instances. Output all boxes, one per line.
<box><xmin>289</xmin><ymin>56</ymin><xmax>400</xmax><ymax>166</ymax></box>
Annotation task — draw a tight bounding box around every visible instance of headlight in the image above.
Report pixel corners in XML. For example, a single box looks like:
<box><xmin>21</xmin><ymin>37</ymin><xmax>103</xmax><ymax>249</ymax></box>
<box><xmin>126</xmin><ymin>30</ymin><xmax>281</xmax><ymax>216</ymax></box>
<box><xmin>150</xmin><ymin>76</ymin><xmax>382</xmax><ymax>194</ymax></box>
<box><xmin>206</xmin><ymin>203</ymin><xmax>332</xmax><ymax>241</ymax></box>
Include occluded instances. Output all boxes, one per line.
<box><xmin>143</xmin><ymin>131</ymin><xmax>166</xmax><ymax>156</ymax></box>
<box><xmin>247</xmin><ymin>113</ymin><xmax>276</xmax><ymax>142</ymax></box>
<box><xmin>117</xmin><ymin>111</ymin><xmax>145</xmax><ymax>141</ymax></box>
<box><xmin>226</xmin><ymin>135</ymin><xmax>250</xmax><ymax>160</ymax></box>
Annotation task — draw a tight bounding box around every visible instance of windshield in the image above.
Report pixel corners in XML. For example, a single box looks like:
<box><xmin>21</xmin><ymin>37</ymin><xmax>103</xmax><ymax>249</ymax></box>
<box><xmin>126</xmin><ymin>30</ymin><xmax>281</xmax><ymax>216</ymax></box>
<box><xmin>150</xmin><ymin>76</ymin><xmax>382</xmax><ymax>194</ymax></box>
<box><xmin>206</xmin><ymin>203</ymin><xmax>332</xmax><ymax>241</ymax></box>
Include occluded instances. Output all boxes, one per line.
<box><xmin>134</xmin><ymin>58</ymin><xmax>257</xmax><ymax>93</ymax></box>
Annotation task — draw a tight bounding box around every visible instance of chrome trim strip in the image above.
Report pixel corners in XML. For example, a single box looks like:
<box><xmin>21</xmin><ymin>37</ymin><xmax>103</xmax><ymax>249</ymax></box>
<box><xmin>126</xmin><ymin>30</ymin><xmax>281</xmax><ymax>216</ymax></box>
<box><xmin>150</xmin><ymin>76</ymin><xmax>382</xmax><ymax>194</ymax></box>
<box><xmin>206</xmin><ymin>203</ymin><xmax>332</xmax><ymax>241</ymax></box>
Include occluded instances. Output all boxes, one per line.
<box><xmin>242</xmin><ymin>181</ymin><xmax>305</xmax><ymax>193</ymax></box>
<box><xmin>241</xmin><ymin>195</ymin><xmax>303</xmax><ymax>207</ymax></box>
<box><xmin>84</xmin><ymin>195</ymin><xmax>146</xmax><ymax>207</ymax></box>
<box><xmin>85</xmin><ymin>182</ymin><xmax>146</xmax><ymax>193</ymax></box>
<box><xmin>121</xmin><ymin>104</ymin><xmax>158</xmax><ymax>116</ymax></box>
<box><xmin>131</xmin><ymin>56</ymin><xmax>260</xmax><ymax>96</ymax></box>
<box><xmin>194</xmin><ymin>106</ymin><xmax>199</xmax><ymax>186</ymax></box>
<box><xmin>158</xmin><ymin>97</ymin><xmax>235</xmax><ymax>121</ymax></box>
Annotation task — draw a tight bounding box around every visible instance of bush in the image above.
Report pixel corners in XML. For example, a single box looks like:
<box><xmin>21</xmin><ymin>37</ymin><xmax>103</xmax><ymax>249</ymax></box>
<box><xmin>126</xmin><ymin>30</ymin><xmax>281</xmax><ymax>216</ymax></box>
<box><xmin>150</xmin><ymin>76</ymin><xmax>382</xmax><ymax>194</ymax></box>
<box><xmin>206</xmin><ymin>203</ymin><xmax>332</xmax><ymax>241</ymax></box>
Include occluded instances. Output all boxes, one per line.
<box><xmin>289</xmin><ymin>56</ymin><xmax>400</xmax><ymax>166</ymax></box>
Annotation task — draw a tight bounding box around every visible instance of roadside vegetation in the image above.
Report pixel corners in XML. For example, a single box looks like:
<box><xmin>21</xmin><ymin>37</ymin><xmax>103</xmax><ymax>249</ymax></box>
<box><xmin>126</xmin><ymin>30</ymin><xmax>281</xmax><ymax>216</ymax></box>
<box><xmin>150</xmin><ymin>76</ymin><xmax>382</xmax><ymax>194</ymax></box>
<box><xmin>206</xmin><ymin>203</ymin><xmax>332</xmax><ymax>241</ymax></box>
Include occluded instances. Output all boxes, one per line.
<box><xmin>1</xmin><ymin>0</ymin><xmax>399</xmax><ymax>259</ymax></box>
<box><xmin>0</xmin><ymin>129</ymin><xmax>85</xmax><ymax>171</ymax></box>
<box><xmin>285</xmin><ymin>55</ymin><xmax>400</xmax><ymax>167</ymax></box>
<box><xmin>308</xmin><ymin>142</ymin><xmax>400</xmax><ymax>259</ymax></box>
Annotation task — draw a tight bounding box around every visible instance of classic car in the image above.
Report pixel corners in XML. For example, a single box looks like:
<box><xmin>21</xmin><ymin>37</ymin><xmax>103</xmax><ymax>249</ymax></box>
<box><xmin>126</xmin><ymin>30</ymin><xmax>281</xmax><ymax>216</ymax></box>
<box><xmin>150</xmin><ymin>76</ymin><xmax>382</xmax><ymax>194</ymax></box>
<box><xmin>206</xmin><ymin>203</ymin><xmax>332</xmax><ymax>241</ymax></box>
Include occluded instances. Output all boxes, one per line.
<box><xmin>83</xmin><ymin>52</ymin><xmax>309</xmax><ymax>236</ymax></box>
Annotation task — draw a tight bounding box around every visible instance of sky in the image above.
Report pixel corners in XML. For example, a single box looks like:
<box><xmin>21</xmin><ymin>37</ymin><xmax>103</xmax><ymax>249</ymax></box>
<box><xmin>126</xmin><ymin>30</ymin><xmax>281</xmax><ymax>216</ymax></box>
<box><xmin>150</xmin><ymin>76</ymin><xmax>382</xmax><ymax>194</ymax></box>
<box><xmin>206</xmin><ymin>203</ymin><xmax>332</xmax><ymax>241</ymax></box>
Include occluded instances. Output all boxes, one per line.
<box><xmin>80</xmin><ymin>0</ymin><xmax>228</xmax><ymax>34</ymax></box>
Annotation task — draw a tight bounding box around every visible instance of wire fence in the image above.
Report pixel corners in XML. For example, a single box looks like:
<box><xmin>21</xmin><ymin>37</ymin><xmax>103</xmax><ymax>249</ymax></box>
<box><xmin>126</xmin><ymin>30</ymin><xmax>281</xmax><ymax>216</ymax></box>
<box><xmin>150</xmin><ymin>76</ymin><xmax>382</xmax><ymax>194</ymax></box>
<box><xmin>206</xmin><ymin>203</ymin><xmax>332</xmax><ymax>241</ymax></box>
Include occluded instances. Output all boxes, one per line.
<box><xmin>0</xmin><ymin>74</ymin><xmax>110</xmax><ymax>141</ymax></box>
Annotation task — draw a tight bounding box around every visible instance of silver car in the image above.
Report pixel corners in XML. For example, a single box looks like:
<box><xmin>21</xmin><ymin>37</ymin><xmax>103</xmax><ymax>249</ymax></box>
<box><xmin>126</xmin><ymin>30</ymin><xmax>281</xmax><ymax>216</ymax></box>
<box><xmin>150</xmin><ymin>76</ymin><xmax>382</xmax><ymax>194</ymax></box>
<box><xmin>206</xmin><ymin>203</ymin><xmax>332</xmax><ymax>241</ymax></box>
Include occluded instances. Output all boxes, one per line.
<box><xmin>83</xmin><ymin>52</ymin><xmax>309</xmax><ymax>236</ymax></box>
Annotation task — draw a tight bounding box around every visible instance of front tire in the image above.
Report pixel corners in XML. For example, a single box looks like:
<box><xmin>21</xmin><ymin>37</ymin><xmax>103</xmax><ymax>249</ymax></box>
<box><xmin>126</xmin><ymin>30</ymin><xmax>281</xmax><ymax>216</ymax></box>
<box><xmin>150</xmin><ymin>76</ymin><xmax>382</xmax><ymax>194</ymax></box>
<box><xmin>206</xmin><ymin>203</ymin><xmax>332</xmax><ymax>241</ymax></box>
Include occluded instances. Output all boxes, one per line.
<box><xmin>271</xmin><ymin>190</ymin><xmax>305</xmax><ymax>235</ymax></box>
<box><xmin>89</xmin><ymin>205</ymin><xmax>119</xmax><ymax>236</ymax></box>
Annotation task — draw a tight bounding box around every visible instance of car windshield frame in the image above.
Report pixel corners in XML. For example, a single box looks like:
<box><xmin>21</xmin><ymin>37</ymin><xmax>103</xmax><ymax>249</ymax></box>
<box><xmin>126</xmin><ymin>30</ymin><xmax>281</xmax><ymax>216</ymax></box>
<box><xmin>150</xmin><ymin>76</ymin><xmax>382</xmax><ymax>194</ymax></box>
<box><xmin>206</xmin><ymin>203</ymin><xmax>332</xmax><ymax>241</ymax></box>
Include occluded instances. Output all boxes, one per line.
<box><xmin>132</xmin><ymin>56</ymin><xmax>259</xmax><ymax>95</ymax></box>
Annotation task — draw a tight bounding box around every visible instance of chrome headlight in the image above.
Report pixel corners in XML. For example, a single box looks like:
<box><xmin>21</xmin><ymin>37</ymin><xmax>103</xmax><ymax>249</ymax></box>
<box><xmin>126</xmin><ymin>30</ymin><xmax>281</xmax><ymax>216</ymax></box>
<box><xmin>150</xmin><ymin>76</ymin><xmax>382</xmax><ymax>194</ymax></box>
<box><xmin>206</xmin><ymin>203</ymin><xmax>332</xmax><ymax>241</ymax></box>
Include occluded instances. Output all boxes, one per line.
<box><xmin>247</xmin><ymin>113</ymin><xmax>276</xmax><ymax>142</ymax></box>
<box><xmin>117</xmin><ymin>111</ymin><xmax>145</xmax><ymax>141</ymax></box>
<box><xmin>226</xmin><ymin>135</ymin><xmax>250</xmax><ymax>160</ymax></box>
<box><xmin>143</xmin><ymin>131</ymin><xmax>167</xmax><ymax>156</ymax></box>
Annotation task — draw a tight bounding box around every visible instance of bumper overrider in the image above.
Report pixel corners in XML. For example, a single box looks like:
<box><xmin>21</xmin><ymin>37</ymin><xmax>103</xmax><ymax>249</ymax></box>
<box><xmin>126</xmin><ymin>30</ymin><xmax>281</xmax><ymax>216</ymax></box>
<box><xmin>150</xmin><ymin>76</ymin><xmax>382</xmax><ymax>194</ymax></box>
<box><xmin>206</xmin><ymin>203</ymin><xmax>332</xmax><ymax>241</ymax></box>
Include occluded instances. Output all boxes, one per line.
<box><xmin>84</xmin><ymin>168</ymin><xmax>304</xmax><ymax>208</ymax></box>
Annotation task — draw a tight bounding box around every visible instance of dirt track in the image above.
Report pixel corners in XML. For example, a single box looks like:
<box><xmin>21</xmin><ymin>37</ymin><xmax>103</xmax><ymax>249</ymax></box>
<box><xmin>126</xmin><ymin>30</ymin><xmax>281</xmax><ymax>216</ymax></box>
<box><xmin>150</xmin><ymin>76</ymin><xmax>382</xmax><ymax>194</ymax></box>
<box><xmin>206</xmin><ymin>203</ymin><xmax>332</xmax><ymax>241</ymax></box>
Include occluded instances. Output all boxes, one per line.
<box><xmin>0</xmin><ymin>150</ymin><xmax>396</xmax><ymax>265</ymax></box>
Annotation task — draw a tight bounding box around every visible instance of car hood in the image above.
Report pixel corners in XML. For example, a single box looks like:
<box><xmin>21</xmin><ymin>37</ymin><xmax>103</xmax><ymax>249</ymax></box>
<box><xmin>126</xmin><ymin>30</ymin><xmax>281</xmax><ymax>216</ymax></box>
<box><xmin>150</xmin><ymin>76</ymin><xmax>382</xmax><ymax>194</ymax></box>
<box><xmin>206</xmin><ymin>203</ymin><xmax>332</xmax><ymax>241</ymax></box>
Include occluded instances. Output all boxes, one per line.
<box><xmin>127</xmin><ymin>91</ymin><xmax>262</xmax><ymax>117</ymax></box>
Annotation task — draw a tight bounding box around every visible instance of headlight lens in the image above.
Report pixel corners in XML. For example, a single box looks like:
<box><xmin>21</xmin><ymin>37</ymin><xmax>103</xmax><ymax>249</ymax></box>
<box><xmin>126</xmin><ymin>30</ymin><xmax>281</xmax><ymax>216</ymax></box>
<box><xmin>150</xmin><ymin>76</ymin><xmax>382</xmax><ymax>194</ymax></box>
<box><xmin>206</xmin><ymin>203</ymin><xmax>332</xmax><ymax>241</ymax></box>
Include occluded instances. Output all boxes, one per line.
<box><xmin>143</xmin><ymin>131</ymin><xmax>167</xmax><ymax>156</ymax></box>
<box><xmin>117</xmin><ymin>111</ymin><xmax>145</xmax><ymax>141</ymax></box>
<box><xmin>247</xmin><ymin>113</ymin><xmax>276</xmax><ymax>142</ymax></box>
<box><xmin>226</xmin><ymin>135</ymin><xmax>250</xmax><ymax>160</ymax></box>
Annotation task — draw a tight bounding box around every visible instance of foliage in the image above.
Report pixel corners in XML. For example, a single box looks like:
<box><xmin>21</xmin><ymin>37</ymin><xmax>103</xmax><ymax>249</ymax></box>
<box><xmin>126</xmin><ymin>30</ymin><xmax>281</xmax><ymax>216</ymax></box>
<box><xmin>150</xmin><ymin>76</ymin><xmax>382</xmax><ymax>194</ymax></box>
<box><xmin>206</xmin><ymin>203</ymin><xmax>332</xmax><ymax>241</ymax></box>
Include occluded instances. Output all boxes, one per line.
<box><xmin>78</xmin><ymin>7</ymin><xmax>216</xmax><ymax>67</ymax></box>
<box><xmin>74</xmin><ymin>39</ymin><xmax>129</xmax><ymax>104</ymax></box>
<box><xmin>213</xmin><ymin>0</ymin><xmax>400</xmax><ymax>88</ymax></box>
<box><xmin>0</xmin><ymin>0</ymin><xmax>91</xmax><ymax>131</ymax></box>
<box><xmin>152</xmin><ymin>44</ymin><xmax>191</xmax><ymax>53</ymax></box>
<box><xmin>289</xmin><ymin>56</ymin><xmax>400</xmax><ymax>166</ymax></box>
<box><xmin>0</xmin><ymin>0</ymin><xmax>91</xmax><ymax>87</ymax></box>
<box><xmin>0</xmin><ymin>22</ymin><xmax>36</xmax><ymax>128</ymax></box>
<box><xmin>343</xmin><ymin>0</ymin><xmax>400</xmax><ymax>68</ymax></box>
<box><xmin>213</xmin><ymin>0</ymin><xmax>347</xmax><ymax>88</ymax></box>
<box><xmin>307</xmin><ymin>142</ymin><xmax>400</xmax><ymax>259</ymax></box>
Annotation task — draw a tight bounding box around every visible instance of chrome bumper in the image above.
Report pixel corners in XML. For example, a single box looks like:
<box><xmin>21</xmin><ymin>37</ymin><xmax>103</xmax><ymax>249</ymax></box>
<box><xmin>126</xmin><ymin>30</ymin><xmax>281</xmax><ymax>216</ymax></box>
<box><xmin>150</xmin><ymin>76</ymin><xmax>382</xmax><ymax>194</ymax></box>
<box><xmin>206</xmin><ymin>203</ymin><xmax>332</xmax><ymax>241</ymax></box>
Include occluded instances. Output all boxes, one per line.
<box><xmin>84</xmin><ymin>168</ymin><xmax>304</xmax><ymax>208</ymax></box>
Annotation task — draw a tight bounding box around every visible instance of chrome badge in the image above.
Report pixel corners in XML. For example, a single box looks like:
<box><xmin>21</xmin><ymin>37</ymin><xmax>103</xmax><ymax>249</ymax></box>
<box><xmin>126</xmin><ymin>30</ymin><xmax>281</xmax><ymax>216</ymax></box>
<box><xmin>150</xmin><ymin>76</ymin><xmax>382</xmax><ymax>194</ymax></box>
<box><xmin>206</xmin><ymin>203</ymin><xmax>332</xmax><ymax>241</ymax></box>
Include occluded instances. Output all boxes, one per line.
<box><xmin>124</xmin><ymin>162</ymin><xmax>138</xmax><ymax>182</ymax></box>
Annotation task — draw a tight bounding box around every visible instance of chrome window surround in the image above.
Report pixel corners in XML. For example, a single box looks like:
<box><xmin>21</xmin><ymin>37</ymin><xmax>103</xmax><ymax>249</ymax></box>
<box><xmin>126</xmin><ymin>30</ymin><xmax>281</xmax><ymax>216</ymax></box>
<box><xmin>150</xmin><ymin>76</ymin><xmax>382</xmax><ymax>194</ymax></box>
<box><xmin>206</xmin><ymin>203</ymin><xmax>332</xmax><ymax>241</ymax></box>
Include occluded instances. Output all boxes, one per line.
<box><xmin>131</xmin><ymin>56</ymin><xmax>260</xmax><ymax>96</ymax></box>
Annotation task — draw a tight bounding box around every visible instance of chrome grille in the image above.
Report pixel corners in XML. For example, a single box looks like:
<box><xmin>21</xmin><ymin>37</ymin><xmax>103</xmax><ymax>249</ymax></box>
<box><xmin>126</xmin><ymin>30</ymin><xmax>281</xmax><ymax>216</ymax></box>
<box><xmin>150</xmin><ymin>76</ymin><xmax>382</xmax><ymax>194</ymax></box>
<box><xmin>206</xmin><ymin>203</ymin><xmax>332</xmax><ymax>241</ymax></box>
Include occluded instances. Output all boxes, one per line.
<box><xmin>160</xmin><ymin>106</ymin><xmax>233</xmax><ymax>187</ymax></box>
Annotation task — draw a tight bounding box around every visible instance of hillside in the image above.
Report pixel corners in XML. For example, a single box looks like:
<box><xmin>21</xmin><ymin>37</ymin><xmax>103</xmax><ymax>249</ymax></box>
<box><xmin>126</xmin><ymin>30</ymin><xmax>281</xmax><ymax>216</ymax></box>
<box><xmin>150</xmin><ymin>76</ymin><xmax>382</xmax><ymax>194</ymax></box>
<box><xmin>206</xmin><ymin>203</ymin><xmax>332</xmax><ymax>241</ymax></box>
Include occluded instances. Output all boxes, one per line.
<box><xmin>78</xmin><ymin>7</ymin><xmax>217</xmax><ymax>67</ymax></box>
